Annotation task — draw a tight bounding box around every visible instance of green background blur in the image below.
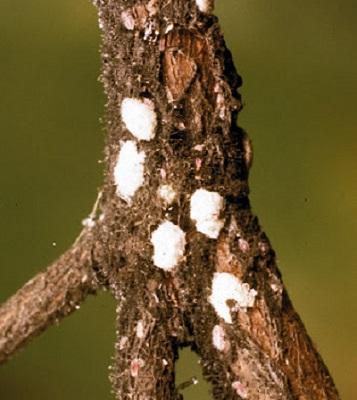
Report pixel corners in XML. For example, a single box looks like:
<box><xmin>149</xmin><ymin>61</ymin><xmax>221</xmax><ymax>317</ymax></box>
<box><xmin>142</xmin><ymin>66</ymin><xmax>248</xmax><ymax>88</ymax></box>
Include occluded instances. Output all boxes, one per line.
<box><xmin>0</xmin><ymin>0</ymin><xmax>356</xmax><ymax>398</ymax></box>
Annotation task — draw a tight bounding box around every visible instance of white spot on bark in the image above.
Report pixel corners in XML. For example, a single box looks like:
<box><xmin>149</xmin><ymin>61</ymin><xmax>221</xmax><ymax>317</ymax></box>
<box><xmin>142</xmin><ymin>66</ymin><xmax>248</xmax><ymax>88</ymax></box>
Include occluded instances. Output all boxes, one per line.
<box><xmin>270</xmin><ymin>283</ymin><xmax>279</xmax><ymax>292</ymax></box>
<box><xmin>114</xmin><ymin>140</ymin><xmax>145</xmax><ymax>202</ymax></box>
<box><xmin>238</xmin><ymin>237</ymin><xmax>250</xmax><ymax>253</ymax></box>
<box><xmin>215</xmin><ymin>92</ymin><xmax>226</xmax><ymax>120</ymax></box>
<box><xmin>158</xmin><ymin>184</ymin><xmax>176</xmax><ymax>205</ymax></box>
<box><xmin>209</xmin><ymin>272</ymin><xmax>257</xmax><ymax>324</ymax></box>
<box><xmin>165</xmin><ymin>22</ymin><xmax>174</xmax><ymax>34</ymax></box>
<box><xmin>232</xmin><ymin>381</ymin><xmax>248</xmax><ymax>399</ymax></box>
<box><xmin>130</xmin><ymin>358</ymin><xmax>145</xmax><ymax>377</ymax></box>
<box><xmin>195</xmin><ymin>0</ymin><xmax>214</xmax><ymax>13</ymax></box>
<box><xmin>212</xmin><ymin>325</ymin><xmax>229</xmax><ymax>352</ymax></box>
<box><xmin>119</xmin><ymin>336</ymin><xmax>128</xmax><ymax>350</ymax></box>
<box><xmin>82</xmin><ymin>217</ymin><xmax>95</xmax><ymax>228</ymax></box>
<box><xmin>121</xmin><ymin>98</ymin><xmax>157</xmax><ymax>141</ymax></box>
<box><xmin>136</xmin><ymin>320</ymin><xmax>145</xmax><ymax>338</ymax></box>
<box><xmin>121</xmin><ymin>10</ymin><xmax>135</xmax><ymax>30</ymax></box>
<box><xmin>193</xmin><ymin>143</ymin><xmax>204</xmax><ymax>152</ymax></box>
<box><xmin>190</xmin><ymin>189</ymin><xmax>224</xmax><ymax>239</ymax></box>
<box><xmin>160</xmin><ymin>168</ymin><xmax>167</xmax><ymax>179</ymax></box>
<box><xmin>151</xmin><ymin>221</ymin><xmax>186</xmax><ymax>271</ymax></box>
<box><xmin>243</xmin><ymin>134</ymin><xmax>253</xmax><ymax>170</ymax></box>
<box><xmin>162</xmin><ymin>358</ymin><xmax>168</xmax><ymax>366</ymax></box>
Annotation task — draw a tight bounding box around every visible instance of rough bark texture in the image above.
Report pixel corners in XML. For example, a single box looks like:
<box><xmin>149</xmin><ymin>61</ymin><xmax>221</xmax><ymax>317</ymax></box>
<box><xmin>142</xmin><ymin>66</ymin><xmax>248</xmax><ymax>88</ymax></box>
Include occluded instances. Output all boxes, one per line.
<box><xmin>0</xmin><ymin>1</ymin><xmax>339</xmax><ymax>399</ymax></box>
<box><xmin>0</xmin><ymin>230</ymin><xmax>96</xmax><ymax>364</ymax></box>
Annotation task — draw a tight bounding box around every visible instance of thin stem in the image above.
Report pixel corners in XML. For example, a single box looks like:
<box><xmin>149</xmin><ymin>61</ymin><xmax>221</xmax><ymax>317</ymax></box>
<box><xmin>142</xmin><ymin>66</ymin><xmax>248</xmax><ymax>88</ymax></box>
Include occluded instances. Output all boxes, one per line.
<box><xmin>0</xmin><ymin>233</ymin><xmax>96</xmax><ymax>364</ymax></box>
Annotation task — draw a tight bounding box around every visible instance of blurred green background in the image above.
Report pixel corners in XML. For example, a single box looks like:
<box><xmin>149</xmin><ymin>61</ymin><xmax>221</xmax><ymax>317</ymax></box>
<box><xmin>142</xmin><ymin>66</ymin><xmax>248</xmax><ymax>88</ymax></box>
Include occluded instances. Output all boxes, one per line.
<box><xmin>0</xmin><ymin>0</ymin><xmax>356</xmax><ymax>398</ymax></box>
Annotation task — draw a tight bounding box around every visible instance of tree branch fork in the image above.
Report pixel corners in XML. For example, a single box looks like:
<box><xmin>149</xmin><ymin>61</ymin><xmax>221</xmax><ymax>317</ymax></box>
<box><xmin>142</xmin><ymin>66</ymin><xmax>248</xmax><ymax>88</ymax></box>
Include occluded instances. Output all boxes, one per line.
<box><xmin>0</xmin><ymin>1</ymin><xmax>339</xmax><ymax>399</ymax></box>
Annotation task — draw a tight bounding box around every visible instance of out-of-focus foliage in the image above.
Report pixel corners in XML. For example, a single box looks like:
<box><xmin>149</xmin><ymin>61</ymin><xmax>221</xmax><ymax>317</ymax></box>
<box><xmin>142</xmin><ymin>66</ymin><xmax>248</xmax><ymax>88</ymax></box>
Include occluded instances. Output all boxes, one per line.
<box><xmin>0</xmin><ymin>1</ymin><xmax>355</xmax><ymax>399</ymax></box>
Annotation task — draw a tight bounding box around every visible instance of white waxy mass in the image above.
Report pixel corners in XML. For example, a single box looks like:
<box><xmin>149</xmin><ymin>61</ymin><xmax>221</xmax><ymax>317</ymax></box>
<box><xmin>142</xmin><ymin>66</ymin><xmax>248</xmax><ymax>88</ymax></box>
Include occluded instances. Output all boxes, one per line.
<box><xmin>190</xmin><ymin>189</ymin><xmax>224</xmax><ymax>239</ymax></box>
<box><xmin>151</xmin><ymin>220</ymin><xmax>186</xmax><ymax>271</ymax></box>
<box><xmin>195</xmin><ymin>0</ymin><xmax>214</xmax><ymax>13</ymax></box>
<box><xmin>121</xmin><ymin>98</ymin><xmax>157</xmax><ymax>141</ymax></box>
<box><xmin>209</xmin><ymin>272</ymin><xmax>257</xmax><ymax>324</ymax></box>
<box><xmin>114</xmin><ymin>140</ymin><xmax>145</xmax><ymax>202</ymax></box>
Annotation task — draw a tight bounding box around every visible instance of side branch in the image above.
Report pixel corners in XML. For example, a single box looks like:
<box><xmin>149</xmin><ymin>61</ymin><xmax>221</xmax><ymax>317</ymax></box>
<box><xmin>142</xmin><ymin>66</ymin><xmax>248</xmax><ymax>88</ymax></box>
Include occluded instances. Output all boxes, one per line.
<box><xmin>0</xmin><ymin>233</ymin><xmax>96</xmax><ymax>364</ymax></box>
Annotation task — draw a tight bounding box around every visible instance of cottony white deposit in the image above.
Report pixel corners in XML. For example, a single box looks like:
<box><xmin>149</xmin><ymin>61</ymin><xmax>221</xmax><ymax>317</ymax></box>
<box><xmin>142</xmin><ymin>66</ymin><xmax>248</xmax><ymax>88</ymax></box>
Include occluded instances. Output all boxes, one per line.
<box><xmin>195</xmin><ymin>0</ymin><xmax>214</xmax><ymax>13</ymax></box>
<box><xmin>151</xmin><ymin>220</ymin><xmax>186</xmax><ymax>270</ymax></box>
<box><xmin>190</xmin><ymin>189</ymin><xmax>224</xmax><ymax>239</ymax></box>
<box><xmin>114</xmin><ymin>140</ymin><xmax>145</xmax><ymax>202</ymax></box>
<box><xmin>121</xmin><ymin>98</ymin><xmax>157</xmax><ymax>141</ymax></box>
<box><xmin>209</xmin><ymin>272</ymin><xmax>257</xmax><ymax>324</ymax></box>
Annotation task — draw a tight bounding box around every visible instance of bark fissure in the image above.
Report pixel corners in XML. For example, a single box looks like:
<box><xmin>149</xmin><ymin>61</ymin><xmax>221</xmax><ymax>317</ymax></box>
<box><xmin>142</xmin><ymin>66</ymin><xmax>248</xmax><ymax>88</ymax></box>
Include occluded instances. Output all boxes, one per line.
<box><xmin>0</xmin><ymin>1</ymin><xmax>339</xmax><ymax>399</ymax></box>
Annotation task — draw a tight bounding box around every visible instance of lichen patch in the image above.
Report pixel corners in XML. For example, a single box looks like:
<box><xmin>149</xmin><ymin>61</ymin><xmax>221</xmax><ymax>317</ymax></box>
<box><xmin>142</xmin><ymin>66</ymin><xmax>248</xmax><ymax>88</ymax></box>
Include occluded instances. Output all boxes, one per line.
<box><xmin>190</xmin><ymin>189</ymin><xmax>224</xmax><ymax>239</ymax></box>
<box><xmin>151</xmin><ymin>221</ymin><xmax>186</xmax><ymax>271</ymax></box>
<box><xmin>121</xmin><ymin>98</ymin><xmax>157</xmax><ymax>141</ymax></box>
<box><xmin>209</xmin><ymin>272</ymin><xmax>257</xmax><ymax>324</ymax></box>
<box><xmin>114</xmin><ymin>140</ymin><xmax>145</xmax><ymax>202</ymax></box>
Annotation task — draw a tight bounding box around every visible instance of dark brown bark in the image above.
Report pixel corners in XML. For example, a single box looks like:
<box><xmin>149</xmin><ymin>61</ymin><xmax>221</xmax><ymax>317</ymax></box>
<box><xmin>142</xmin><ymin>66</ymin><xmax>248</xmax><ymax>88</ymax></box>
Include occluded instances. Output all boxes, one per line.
<box><xmin>0</xmin><ymin>1</ymin><xmax>339</xmax><ymax>399</ymax></box>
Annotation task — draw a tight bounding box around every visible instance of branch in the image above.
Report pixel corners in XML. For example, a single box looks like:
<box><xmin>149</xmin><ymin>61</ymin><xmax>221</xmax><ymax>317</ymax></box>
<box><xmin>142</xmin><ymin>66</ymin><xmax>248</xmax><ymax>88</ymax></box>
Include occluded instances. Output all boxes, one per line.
<box><xmin>0</xmin><ymin>232</ymin><xmax>96</xmax><ymax>364</ymax></box>
<box><xmin>93</xmin><ymin>0</ymin><xmax>340</xmax><ymax>398</ymax></box>
<box><xmin>0</xmin><ymin>1</ymin><xmax>340</xmax><ymax>399</ymax></box>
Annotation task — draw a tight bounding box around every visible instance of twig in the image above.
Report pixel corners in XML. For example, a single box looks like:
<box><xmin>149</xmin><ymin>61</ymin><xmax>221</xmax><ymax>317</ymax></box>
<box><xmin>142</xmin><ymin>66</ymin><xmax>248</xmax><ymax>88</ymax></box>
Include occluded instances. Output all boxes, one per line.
<box><xmin>0</xmin><ymin>232</ymin><xmax>96</xmax><ymax>364</ymax></box>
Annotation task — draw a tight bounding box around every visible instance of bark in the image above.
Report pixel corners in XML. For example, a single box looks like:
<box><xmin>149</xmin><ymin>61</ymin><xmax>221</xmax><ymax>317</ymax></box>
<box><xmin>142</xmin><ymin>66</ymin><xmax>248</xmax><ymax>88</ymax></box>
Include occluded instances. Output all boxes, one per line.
<box><xmin>0</xmin><ymin>1</ymin><xmax>339</xmax><ymax>399</ymax></box>
<box><xmin>0</xmin><ymin>230</ymin><xmax>96</xmax><ymax>364</ymax></box>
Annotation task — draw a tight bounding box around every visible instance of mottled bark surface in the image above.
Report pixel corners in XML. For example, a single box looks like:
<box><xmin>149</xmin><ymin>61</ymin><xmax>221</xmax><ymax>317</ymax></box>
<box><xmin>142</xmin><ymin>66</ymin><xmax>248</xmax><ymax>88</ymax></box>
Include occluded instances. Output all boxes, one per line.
<box><xmin>0</xmin><ymin>1</ymin><xmax>339</xmax><ymax>399</ymax></box>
